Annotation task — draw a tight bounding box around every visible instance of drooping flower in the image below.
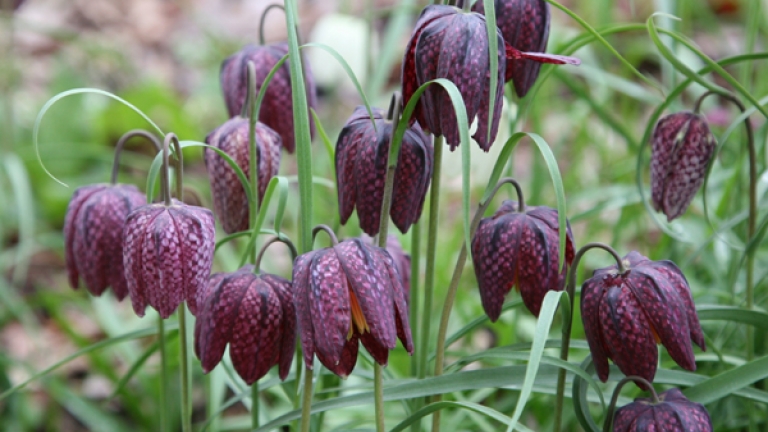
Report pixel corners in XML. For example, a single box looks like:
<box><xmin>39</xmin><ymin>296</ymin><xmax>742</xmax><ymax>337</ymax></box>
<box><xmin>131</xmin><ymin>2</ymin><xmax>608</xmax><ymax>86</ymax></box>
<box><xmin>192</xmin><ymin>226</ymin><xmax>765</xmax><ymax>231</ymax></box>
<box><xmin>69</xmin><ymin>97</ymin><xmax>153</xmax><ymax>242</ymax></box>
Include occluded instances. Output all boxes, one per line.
<box><xmin>580</xmin><ymin>251</ymin><xmax>706</xmax><ymax>386</ymax></box>
<box><xmin>293</xmin><ymin>237</ymin><xmax>412</xmax><ymax>377</ymax></box>
<box><xmin>336</xmin><ymin>106</ymin><xmax>432</xmax><ymax>236</ymax></box>
<box><xmin>220</xmin><ymin>43</ymin><xmax>317</xmax><ymax>153</ymax></box>
<box><xmin>64</xmin><ymin>184</ymin><xmax>146</xmax><ymax>300</ymax></box>
<box><xmin>123</xmin><ymin>200</ymin><xmax>216</xmax><ymax>318</ymax></box>
<box><xmin>204</xmin><ymin>116</ymin><xmax>282</xmax><ymax>234</ymax></box>
<box><xmin>194</xmin><ymin>265</ymin><xmax>296</xmax><ymax>383</ymax></box>
<box><xmin>612</xmin><ymin>388</ymin><xmax>713</xmax><ymax>431</ymax></box>
<box><xmin>650</xmin><ymin>112</ymin><xmax>716</xmax><ymax>222</ymax></box>
<box><xmin>402</xmin><ymin>5</ymin><xmax>506</xmax><ymax>151</ymax></box>
<box><xmin>362</xmin><ymin>234</ymin><xmax>412</xmax><ymax>298</ymax></box>
<box><xmin>471</xmin><ymin>200</ymin><xmax>574</xmax><ymax>319</ymax></box>
<box><xmin>468</xmin><ymin>0</ymin><xmax>552</xmax><ymax>97</ymax></box>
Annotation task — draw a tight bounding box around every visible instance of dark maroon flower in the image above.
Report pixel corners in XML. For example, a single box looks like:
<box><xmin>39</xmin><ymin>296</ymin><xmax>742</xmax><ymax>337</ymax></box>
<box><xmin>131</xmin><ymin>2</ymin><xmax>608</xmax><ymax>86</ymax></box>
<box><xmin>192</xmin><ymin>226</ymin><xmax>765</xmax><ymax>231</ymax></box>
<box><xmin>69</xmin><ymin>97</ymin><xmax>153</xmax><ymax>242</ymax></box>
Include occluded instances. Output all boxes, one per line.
<box><xmin>220</xmin><ymin>43</ymin><xmax>317</xmax><ymax>153</ymax></box>
<box><xmin>194</xmin><ymin>266</ymin><xmax>296</xmax><ymax>383</ymax></box>
<box><xmin>293</xmin><ymin>238</ymin><xmax>413</xmax><ymax>377</ymax></box>
<box><xmin>64</xmin><ymin>184</ymin><xmax>146</xmax><ymax>300</ymax></box>
<box><xmin>471</xmin><ymin>201</ymin><xmax>574</xmax><ymax>319</ymax></box>
<box><xmin>362</xmin><ymin>234</ymin><xmax>412</xmax><ymax>299</ymax></box>
<box><xmin>123</xmin><ymin>200</ymin><xmax>216</xmax><ymax>318</ymax></box>
<box><xmin>402</xmin><ymin>5</ymin><xmax>506</xmax><ymax>151</ymax></box>
<box><xmin>204</xmin><ymin>117</ymin><xmax>282</xmax><ymax>234</ymax></box>
<box><xmin>581</xmin><ymin>251</ymin><xmax>706</xmax><ymax>386</ymax></box>
<box><xmin>613</xmin><ymin>388</ymin><xmax>713</xmax><ymax>431</ymax></box>
<box><xmin>650</xmin><ymin>112</ymin><xmax>716</xmax><ymax>222</ymax></box>
<box><xmin>469</xmin><ymin>0</ymin><xmax>551</xmax><ymax>97</ymax></box>
<box><xmin>336</xmin><ymin>106</ymin><xmax>432</xmax><ymax>236</ymax></box>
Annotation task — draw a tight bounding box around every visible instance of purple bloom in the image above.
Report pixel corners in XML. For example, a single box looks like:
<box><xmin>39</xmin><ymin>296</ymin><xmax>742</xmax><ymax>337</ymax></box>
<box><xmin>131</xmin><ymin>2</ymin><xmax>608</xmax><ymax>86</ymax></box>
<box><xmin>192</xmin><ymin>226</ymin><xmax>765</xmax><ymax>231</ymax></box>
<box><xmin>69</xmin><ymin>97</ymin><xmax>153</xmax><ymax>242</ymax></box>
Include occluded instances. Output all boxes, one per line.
<box><xmin>194</xmin><ymin>266</ymin><xmax>296</xmax><ymax>383</ymax></box>
<box><xmin>64</xmin><ymin>184</ymin><xmax>146</xmax><ymax>300</ymax></box>
<box><xmin>613</xmin><ymin>388</ymin><xmax>713</xmax><ymax>431</ymax></box>
<box><xmin>336</xmin><ymin>106</ymin><xmax>432</xmax><ymax>236</ymax></box>
<box><xmin>204</xmin><ymin>117</ymin><xmax>282</xmax><ymax>234</ymax></box>
<box><xmin>293</xmin><ymin>238</ymin><xmax>412</xmax><ymax>377</ymax></box>
<box><xmin>123</xmin><ymin>200</ymin><xmax>216</xmax><ymax>318</ymax></box>
<box><xmin>581</xmin><ymin>251</ymin><xmax>706</xmax><ymax>386</ymax></box>
<box><xmin>650</xmin><ymin>112</ymin><xmax>716</xmax><ymax>221</ymax></box>
<box><xmin>220</xmin><ymin>43</ymin><xmax>317</xmax><ymax>153</ymax></box>
<box><xmin>471</xmin><ymin>200</ymin><xmax>574</xmax><ymax>318</ymax></box>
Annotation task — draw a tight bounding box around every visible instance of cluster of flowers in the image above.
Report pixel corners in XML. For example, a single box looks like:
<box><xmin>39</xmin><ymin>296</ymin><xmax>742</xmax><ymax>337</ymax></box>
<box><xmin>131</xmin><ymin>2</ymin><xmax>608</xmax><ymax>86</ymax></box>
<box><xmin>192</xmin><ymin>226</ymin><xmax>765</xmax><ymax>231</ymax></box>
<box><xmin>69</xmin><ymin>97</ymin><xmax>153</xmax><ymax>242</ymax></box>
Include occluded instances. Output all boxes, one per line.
<box><xmin>63</xmin><ymin>0</ymin><xmax>719</xmax><ymax>429</ymax></box>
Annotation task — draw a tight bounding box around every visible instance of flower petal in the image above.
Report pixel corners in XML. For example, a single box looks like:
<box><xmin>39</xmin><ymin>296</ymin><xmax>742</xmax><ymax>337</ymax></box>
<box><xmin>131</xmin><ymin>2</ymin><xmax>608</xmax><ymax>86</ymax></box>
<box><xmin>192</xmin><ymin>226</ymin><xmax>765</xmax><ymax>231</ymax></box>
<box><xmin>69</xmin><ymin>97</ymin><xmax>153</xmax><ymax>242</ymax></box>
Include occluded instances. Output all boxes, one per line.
<box><xmin>124</xmin><ymin>205</ymin><xmax>164</xmax><ymax>317</ymax></box>
<box><xmin>309</xmin><ymin>250</ymin><xmax>351</xmax><ymax>368</ymax></box>
<box><xmin>196</xmin><ymin>272</ymin><xmax>249</xmax><ymax>373</ymax></box>
<box><xmin>263</xmin><ymin>274</ymin><xmax>296</xmax><ymax>380</ymax></box>
<box><xmin>171</xmin><ymin>205</ymin><xmax>216</xmax><ymax>316</ymax></box>
<box><xmin>580</xmin><ymin>275</ymin><xmax>612</xmax><ymax>382</ymax></box>
<box><xmin>293</xmin><ymin>251</ymin><xmax>316</xmax><ymax>369</ymax></box>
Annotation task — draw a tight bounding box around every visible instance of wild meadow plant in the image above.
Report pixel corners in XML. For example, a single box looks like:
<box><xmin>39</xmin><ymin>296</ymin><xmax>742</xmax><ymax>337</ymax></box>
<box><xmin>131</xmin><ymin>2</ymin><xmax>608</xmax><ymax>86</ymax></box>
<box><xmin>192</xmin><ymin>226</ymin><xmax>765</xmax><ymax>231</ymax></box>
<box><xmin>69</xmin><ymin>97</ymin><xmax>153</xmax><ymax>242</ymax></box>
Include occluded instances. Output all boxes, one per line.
<box><xmin>5</xmin><ymin>0</ymin><xmax>768</xmax><ymax>430</ymax></box>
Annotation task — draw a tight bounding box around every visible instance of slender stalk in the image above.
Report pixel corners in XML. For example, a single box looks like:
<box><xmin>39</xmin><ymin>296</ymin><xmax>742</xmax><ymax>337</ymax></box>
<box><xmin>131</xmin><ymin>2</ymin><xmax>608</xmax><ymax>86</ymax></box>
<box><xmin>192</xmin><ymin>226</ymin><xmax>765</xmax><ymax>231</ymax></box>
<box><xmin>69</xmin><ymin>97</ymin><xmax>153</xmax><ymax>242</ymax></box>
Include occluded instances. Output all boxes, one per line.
<box><xmin>553</xmin><ymin>242</ymin><xmax>624</xmax><ymax>432</ymax></box>
<box><xmin>251</xmin><ymin>381</ymin><xmax>259</xmax><ymax>429</ymax></box>
<box><xmin>374</xmin><ymin>364</ymin><xmax>386</xmax><ymax>432</ymax></box>
<box><xmin>300</xmin><ymin>367</ymin><xmax>314</xmax><ymax>432</ymax></box>
<box><xmin>259</xmin><ymin>4</ymin><xmax>285</xmax><ymax>45</ymax></box>
<box><xmin>112</xmin><ymin>130</ymin><xmax>161</xmax><ymax>185</ymax></box>
<box><xmin>461</xmin><ymin>0</ymin><xmax>470</xmax><ymax>11</ymax></box>
<box><xmin>409</xmin><ymin>221</ymin><xmax>421</xmax><ymax>377</ymax></box>
<box><xmin>602</xmin><ymin>376</ymin><xmax>659</xmax><ymax>432</ymax></box>
<box><xmin>157</xmin><ymin>316</ymin><xmax>168</xmax><ymax>432</ymax></box>
<box><xmin>418</xmin><ymin>137</ymin><xmax>443</xmax><ymax>380</ymax></box>
<box><xmin>179</xmin><ymin>303</ymin><xmax>192</xmax><ymax>432</ymax></box>
<box><xmin>431</xmin><ymin>178</ymin><xmax>524</xmax><ymax>432</ymax></box>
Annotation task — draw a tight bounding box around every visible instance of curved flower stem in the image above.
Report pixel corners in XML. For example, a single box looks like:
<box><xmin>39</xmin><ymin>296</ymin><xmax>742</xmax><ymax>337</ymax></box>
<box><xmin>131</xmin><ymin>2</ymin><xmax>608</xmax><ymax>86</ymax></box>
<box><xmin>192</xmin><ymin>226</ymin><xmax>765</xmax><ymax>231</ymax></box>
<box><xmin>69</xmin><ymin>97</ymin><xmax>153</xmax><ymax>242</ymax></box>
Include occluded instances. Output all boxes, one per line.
<box><xmin>312</xmin><ymin>224</ymin><xmax>339</xmax><ymax>246</ymax></box>
<box><xmin>157</xmin><ymin>316</ymin><xmax>168</xmax><ymax>432</ymax></box>
<box><xmin>160</xmin><ymin>134</ymin><xmax>173</xmax><ymax>206</ymax></box>
<box><xmin>300</xmin><ymin>367</ymin><xmax>314</xmax><ymax>432</ymax></box>
<box><xmin>554</xmin><ymin>242</ymin><xmax>624</xmax><ymax>432</ymax></box>
<box><xmin>254</xmin><ymin>235</ymin><xmax>299</xmax><ymax>273</ymax></box>
<box><xmin>111</xmin><ymin>129</ymin><xmax>161</xmax><ymax>185</ymax></box>
<box><xmin>602</xmin><ymin>375</ymin><xmax>659</xmax><ymax>432</ymax></box>
<box><xmin>409</xmin><ymin>222</ymin><xmax>421</xmax><ymax>377</ymax></box>
<box><xmin>431</xmin><ymin>178</ymin><xmax>525</xmax><ymax>432</ymax></box>
<box><xmin>374</xmin><ymin>364</ymin><xmax>386</xmax><ymax>432</ymax></box>
<box><xmin>694</xmin><ymin>90</ymin><xmax>757</xmax><ymax>358</ymax></box>
<box><xmin>163</xmin><ymin>133</ymin><xmax>185</xmax><ymax>202</ymax></box>
<box><xmin>244</xmin><ymin>60</ymin><xmax>261</xmax><ymax>264</ymax></box>
<box><xmin>258</xmin><ymin>4</ymin><xmax>285</xmax><ymax>45</ymax></box>
<box><xmin>179</xmin><ymin>303</ymin><xmax>192</xmax><ymax>432</ymax></box>
<box><xmin>251</xmin><ymin>381</ymin><xmax>259</xmax><ymax>429</ymax></box>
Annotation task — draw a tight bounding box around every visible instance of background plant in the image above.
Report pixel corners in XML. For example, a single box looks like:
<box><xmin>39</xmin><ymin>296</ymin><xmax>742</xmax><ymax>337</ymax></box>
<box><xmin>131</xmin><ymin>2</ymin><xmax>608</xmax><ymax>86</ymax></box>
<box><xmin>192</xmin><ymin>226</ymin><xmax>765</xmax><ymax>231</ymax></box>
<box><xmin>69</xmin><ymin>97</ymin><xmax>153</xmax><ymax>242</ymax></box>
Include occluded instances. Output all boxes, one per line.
<box><xmin>1</xmin><ymin>0</ymin><xmax>768</xmax><ymax>431</ymax></box>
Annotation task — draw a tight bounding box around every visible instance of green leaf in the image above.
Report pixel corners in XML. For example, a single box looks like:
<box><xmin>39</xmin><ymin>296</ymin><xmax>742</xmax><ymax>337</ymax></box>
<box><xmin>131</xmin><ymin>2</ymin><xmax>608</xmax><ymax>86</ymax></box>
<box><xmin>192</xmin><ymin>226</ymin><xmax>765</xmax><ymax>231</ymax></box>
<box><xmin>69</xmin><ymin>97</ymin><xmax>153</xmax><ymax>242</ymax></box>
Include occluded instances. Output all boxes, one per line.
<box><xmin>505</xmin><ymin>290</ymin><xmax>567</xmax><ymax>432</ymax></box>
<box><xmin>482</xmin><ymin>0</ymin><xmax>499</xmax><ymax>146</ymax></box>
<box><xmin>684</xmin><ymin>356</ymin><xmax>768</xmax><ymax>405</ymax></box>
<box><xmin>571</xmin><ymin>357</ymin><xmax>601</xmax><ymax>432</ymax></box>
<box><xmin>697</xmin><ymin>305</ymin><xmax>768</xmax><ymax>331</ymax></box>
<box><xmin>33</xmin><ymin>88</ymin><xmax>164</xmax><ymax>187</ymax></box>
<box><xmin>238</xmin><ymin>176</ymin><xmax>290</xmax><ymax>267</ymax></box>
<box><xmin>390</xmin><ymin>401</ymin><xmax>510</xmax><ymax>432</ymax></box>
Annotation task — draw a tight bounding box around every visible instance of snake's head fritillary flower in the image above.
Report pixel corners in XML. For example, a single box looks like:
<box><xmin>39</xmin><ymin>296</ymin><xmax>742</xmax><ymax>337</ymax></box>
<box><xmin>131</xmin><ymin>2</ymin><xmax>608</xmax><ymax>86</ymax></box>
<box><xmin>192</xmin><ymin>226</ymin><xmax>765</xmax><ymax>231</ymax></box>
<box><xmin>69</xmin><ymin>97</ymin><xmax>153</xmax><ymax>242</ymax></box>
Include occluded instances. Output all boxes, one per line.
<box><xmin>613</xmin><ymin>388</ymin><xmax>713</xmax><ymax>432</ymax></box>
<box><xmin>650</xmin><ymin>112</ymin><xmax>716</xmax><ymax>222</ymax></box>
<box><xmin>194</xmin><ymin>266</ymin><xmax>296</xmax><ymax>383</ymax></box>
<box><xmin>471</xmin><ymin>201</ymin><xmax>574</xmax><ymax>319</ymax></box>
<box><xmin>362</xmin><ymin>234</ymin><xmax>412</xmax><ymax>299</ymax></box>
<box><xmin>123</xmin><ymin>200</ymin><xmax>216</xmax><ymax>318</ymax></box>
<box><xmin>204</xmin><ymin>117</ymin><xmax>282</xmax><ymax>234</ymax></box>
<box><xmin>336</xmin><ymin>106</ymin><xmax>432</xmax><ymax>236</ymax></box>
<box><xmin>64</xmin><ymin>184</ymin><xmax>146</xmax><ymax>300</ymax></box>
<box><xmin>581</xmin><ymin>251</ymin><xmax>706</xmax><ymax>386</ymax></box>
<box><xmin>402</xmin><ymin>5</ymin><xmax>506</xmax><ymax>151</ymax></box>
<box><xmin>220</xmin><ymin>43</ymin><xmax>317</xmax><ymax>153</ymax></box>
<box><xmin>293</xmin><ymin>238</ymin><xmax>412</xmax><ymax>378</ymax></box>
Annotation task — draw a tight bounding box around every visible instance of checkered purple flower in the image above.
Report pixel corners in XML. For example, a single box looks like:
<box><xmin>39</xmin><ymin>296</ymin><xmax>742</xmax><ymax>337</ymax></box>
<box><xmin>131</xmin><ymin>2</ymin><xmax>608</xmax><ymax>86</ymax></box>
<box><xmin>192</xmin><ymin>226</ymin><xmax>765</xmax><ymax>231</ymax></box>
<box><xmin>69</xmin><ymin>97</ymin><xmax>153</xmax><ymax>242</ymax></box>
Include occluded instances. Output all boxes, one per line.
<box><xmin>613</xmin><ymin>388</ymin><xmax>713</xmax><ymax>431</ymax></box>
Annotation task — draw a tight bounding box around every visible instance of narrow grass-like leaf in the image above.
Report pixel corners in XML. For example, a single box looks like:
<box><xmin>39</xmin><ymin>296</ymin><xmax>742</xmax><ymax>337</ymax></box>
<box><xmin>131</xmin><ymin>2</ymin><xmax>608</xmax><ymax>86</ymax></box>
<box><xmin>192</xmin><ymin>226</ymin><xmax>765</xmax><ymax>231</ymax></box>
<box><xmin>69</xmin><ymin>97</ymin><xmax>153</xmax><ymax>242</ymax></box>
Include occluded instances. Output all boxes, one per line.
<box><xmin>442</xmin><ymin>299</ymin><xmax>523</xmax><ymax>353</ymax></box>
<box><xmin>544</xmin><ymin>0</ymin><xmax>661</xmax><ymax>94</ymax></box>
<box><xmin>46</xmin><ymin>378</ymin><xmax>131</xmax><ymax>432</ymax></box>
<box><xmin>646</xmin><ymin>14</ymin><xmax>768</xmax><ymax>120</ymax></box>
<box><xmin>3</xmin><ymin>154</ymin><xmax>35</xmax><ymax>287</ymax></box>
<box><xmin>684</xmin><ymin>355</ymin><xmax>768</xmax><ymax>405</ymax></box>
<box><xmin>310</xmin><ymin>109</ymin><xmax>335</xmax><ymax>169</ymax></box>
<box><xmin>238</xmin><ymin>176</ymin><xmax>290</xmax><ymax>267</ymax></box>
<box><xmin>285</xmin><ymin>0</ymin><xmax>314</xmax><ymax>254</ymax></box>
<box><xmin>394</xmin><ymin>78</ymin><xmax>472</xmax><ymax>258</ymax></box>
<box><xmin>697</xmin><ymin>305</ymin><xmax>768</xmax><ymax>331</ymax></box>
<box><xmin>482</xmin><ymin>0</ymin><xmax>498</xmax><ymax>145</ymax></box>
<box><xmin>571</xmin><ymin>357</ymin><xmax>601</xmax><ymax>432</ymax></box>
<box><xmin>33</xmin><ymin>88</ymin><xmax>164</xmax><ymax>186</ymax></box>
<box><xmin>390</xmin><ymin>401</ymin><xmax>510</xmax><ymax>432</ymax></box>
<box><xmin>505</xmin><ymin>290</ymin><xmax>566</xmax><ymax>432</ymax></box>
<box><xmin>0</xmin><ymin>324</ymin><xmax>176</xmax><ymax>400</ymax></box>
<box><xmin>108</xmin><ymin>338</ymin><xmax>164</xmax><ymax>400</ymax></box>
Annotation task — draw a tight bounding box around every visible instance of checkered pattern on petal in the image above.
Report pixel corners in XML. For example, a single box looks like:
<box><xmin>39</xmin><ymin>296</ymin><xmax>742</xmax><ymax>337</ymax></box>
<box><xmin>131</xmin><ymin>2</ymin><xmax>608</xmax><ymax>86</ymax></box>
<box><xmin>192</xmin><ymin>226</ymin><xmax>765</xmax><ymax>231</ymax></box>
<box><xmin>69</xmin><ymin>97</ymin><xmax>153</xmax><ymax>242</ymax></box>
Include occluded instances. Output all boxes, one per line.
<box><xmin>293</xmin><ymin>252</ymin><xmax>317</xmax><ymax>369</ymax></box>
<box><xmin>263</xmin><ymin>274</ymin><xmax>297</xmax><ymax>380</ymax></box>
<box><xmin>123</xmin><ymin>204</ymin><xmax>165</xmax><ymax>317</ymax></box>
<box><xmin>308</xmin><ymin>250</ymin><xmax>351</xmax><ymax>367</ymax></box>
<box><xmin>613</xmin><ymin>388</ymin><xmax>713</xmax><ymax>432</ymax></box>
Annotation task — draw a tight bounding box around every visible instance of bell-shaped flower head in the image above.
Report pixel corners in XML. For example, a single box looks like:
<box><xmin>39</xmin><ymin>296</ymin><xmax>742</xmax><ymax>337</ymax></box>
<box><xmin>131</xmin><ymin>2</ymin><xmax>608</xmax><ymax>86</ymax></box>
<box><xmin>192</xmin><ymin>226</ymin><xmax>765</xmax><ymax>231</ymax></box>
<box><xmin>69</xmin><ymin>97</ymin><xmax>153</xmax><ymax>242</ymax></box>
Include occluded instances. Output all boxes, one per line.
<box><xmin>613</xmin><ymin>388</ymin><xmax>713</xmax><ymax>431</ymax></box>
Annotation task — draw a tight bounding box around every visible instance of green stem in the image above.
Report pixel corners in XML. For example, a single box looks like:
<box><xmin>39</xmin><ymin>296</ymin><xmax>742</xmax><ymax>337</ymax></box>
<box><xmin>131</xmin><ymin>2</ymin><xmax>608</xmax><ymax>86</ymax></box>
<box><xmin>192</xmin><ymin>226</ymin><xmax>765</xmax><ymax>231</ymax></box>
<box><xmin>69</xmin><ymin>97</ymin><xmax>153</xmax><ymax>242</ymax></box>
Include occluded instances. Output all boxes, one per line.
<box><xmin>112</xmin><ymin>130</ymin><xmax>161</xmax><ymax>185</ymax></box>
<box><xmin>299</xmin><ymin>367</ymin><xmax>314</xmax><ymax>432</ymax></box>
<box><xmin>409</xmin><ymin>221</ymin><xmax>421</xmax><ymax>377</ymax></box>
<box><xmin>418</xmin><ymin>136</ymin><xmax>443</xmax><ymax>379</ymax></box>
<box><xmin>259</xmin><ymin>4</ymin><xmax>285</xmax><ymax>45</ymax></box>
<box><xmin>553</xmin><ymin>242</ymin><xmax>624</xmax><ymax>432</ymax></box>
<box><xmin>157</xmin><ymin>316</ymin><xmax>168</xmax><ymax>432</ymax></box>
<box><xmin>461</xmin><ymin>0</ymin><xmax>470</xmax><ymax>11</ymax></box>
<box><xmin>179</xmin><ymin>303</ymin><xmax>192</xmax><ymax>432</ymax></box>
<box><xmin>246</xmin><ymin>61</ymin><xmax>260</xmax><ymax>263</ymax></box>
<box><xmin>602</xmin><ymin>376</ymin><xmax>659</xmax><ymax>432</ymax></box>
<box><xmin>431</xmin><ymin>178</ymin><xmax>524</xmax><ymax>432</ymax></box>
<box><xmin>251</xmin><ymin>381</ymin><xmax>259</xmax><ymax>429</ymax></box>
<box><xmin>374</xmin><ymin>364</ymin><xmax>386</xmax><ymax>432</ymax></box>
